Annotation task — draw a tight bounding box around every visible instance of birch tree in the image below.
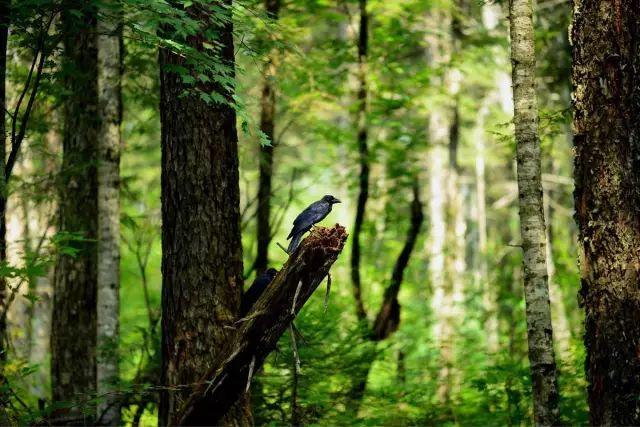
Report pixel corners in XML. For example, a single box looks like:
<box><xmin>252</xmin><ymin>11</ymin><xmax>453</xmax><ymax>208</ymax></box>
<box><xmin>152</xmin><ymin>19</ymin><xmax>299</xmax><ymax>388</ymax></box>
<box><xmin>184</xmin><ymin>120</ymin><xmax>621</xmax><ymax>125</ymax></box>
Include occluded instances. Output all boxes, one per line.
<box><xmin>508</xmin><ymin>0</ymin><xmax>559</xmax><ymax>423</ymax></box>
<box><xmin>96</xmin><ymin>1</ymin><xmax>122</xmax><ymax>424</ymax></box>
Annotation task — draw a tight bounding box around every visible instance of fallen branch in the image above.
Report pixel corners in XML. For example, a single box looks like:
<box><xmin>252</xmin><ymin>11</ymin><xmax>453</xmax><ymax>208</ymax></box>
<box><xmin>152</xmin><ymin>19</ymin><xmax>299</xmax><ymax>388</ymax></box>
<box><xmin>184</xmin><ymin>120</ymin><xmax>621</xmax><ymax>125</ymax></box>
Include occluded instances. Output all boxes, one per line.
<box><xmin>174</xmin><ymin>225</ymin><xmax>348</xmax><ymax>426</ymax></box>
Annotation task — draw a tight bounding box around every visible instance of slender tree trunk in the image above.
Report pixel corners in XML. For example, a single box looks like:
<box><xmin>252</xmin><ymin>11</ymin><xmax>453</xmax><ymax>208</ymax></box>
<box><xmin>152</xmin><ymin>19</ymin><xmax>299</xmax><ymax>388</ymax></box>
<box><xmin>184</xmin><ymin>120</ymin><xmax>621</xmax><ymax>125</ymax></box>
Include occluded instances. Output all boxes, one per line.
<box><xmin>475</xmin><ymin>104</ymin><xmax>498</xmax><ymax>352</ymax></box>
<box><xmin>508</xmin><ymin>0</ymin><xmax>559</xmax><ymax>424</ymax></box>
<box><xmin>254</xmin><ymin>0</ymin><xmax>280</xmax><ymax>275</ymax></box>
<box><xmin>0</xmin><ymin>0</ymin><xmax>8</xmax><ymax>368</ymax></box>
<box><xmin>436</xmin><ymin>99</ymin><xmax>464</xmax><ymax>404</ymax></box>
<box><xmin>6</xmin><ymin>185</ymin><xmax>26</xmax><ymax>355</ymax></box>
<box><xmin>350</xmin><ymin>0</ymin><xmax>369</xmax><ymax>323</ymax></box>
<box><xmin>30</xmin><ymin>123</ymin><xmax>59</xmax><ymax>400</ymax></box>
<box><xmin>426</xmin><ymin>5</ymin><xmax>463</xmax><ymax>404</ymax></box>
<box><xmin>96</xmin><ymin>1</ymin><xmax>122</xmax><ymax>424</ymax></box>
<box><xmin>51</xmin><ymin>0</ymin><xmax>99</xmax><ymax>416</ymax></box>
<box><xmin>572</xmin><ymin>1</ymin><xmax>640</xmax><ymax>424</ymax></box>
<box><xmin>348</xmin><ymin>183</ymin><xmax>423</xmax><ymax>410</ymax></box>
<box><xmin>157</xmin><ymin>1</ymin><xmax>250</xmax><ymax>425</ymax></box>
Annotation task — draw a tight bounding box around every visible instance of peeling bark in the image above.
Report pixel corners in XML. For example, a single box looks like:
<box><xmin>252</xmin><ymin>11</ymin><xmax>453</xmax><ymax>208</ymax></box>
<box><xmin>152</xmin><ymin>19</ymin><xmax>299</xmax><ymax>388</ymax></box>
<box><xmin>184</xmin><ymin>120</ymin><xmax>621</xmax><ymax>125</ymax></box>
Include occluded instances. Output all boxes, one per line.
<box><xmin>572</xmin><ymin>1</ymin><xmax>640</xmax><ymax>424</ymax></box>
<box><xmin>508</xmin><ymin>0</ymin><xmax>560</xmax><ymax>423</ymax></box>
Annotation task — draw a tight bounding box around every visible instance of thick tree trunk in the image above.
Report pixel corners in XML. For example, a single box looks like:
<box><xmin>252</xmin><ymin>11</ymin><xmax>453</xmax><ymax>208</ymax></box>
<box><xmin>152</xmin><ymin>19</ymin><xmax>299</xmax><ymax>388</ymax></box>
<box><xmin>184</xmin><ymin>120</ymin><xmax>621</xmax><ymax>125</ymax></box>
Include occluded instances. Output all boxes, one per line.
<box><xmin>350</xmin><ymin>0</ymin><xmax>369</xmax><ymax>323</ymax></box>
<box><xmin>254</xmin><ymin>0</ymin><xmax>280</xmax><ymax>275</ymax></box>
<box><xmin>96</xmin><ymin>2</ymin><xmax>122</xmax><ymax>424</ymax></box>
<box><xmin>572</xmin><ymin>1</ymin><xmax>640</xmax><ymax>424</ymax></box>
<box><xmin>51</xmin><ymin>0</ymin><xmax>99</xmax><ymax>416</ymax></box>
<box><xmin>508</xmin><ymin>0</ymin><xmax>560</xmax><ymax>424</ymax></box>
<box><xmin>157</xmin><ymin>2</ymin><xmax>250</xmax><ymax>425</ymax></box>
<box><xmin>175</xmin><ymin>226</ymin><xmax>347</xmax><ymax>426</ymax></box>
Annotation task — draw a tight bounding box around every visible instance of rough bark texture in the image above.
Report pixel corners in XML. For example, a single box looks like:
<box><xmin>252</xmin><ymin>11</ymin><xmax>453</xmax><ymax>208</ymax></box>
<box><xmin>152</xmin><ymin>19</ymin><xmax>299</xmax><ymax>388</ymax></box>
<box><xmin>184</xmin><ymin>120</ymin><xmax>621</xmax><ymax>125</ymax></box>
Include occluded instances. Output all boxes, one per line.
<box><xmin>175</xmin><ymin>226</ymin><xmax>347</xmax><ymax>426</ymax></box>
<box><xmin>96</xmin><ymin>2</ymin><xmax>122</xmax><ymax>424</ymax></box>
<box><xmin>158</xmin><ymin>2</ymin><xmax>250</xmax><ymax>425</ymax></box>
<box><xmin>51</xmin><ymin>0</ymin><xmax>99</xmax><ymax>415</ymax></box>
<box><xmin>350</xmin><ymin>0</ymin><xmax>369</xmax><ymax>323</ymax></box>
<box><xmin>572</xmin><ymin>1</ymin><xmax>640</xmax><ymax>424</ymax></box>
<box><xmin>508</xmin><ymin>0</ymin><xmax>559</xmax><ymax>424</ymax></box>
<box><xmin>254</xmin><ymin>0</ymin><xmax>280</xmax><ymax>275</ymax></box>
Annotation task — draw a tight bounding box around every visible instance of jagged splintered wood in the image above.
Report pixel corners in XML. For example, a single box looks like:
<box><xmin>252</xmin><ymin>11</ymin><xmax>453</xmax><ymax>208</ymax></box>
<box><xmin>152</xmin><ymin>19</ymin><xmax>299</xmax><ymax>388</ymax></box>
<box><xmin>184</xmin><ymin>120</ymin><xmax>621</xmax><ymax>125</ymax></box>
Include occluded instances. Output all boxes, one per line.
<box><xmin>174</xmin><ymin>225</ymin><xmax>348</xmax><ymax>426</ymax></box>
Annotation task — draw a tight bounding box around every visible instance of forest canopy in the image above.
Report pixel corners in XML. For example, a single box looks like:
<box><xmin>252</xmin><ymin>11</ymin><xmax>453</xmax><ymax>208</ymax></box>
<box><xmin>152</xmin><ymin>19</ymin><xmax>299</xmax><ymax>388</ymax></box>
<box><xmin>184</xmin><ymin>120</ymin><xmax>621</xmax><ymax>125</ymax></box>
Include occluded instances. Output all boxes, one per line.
<box><xmin>0</xmin><ymin>0</ymin><xmax>638</xmax><ymax>425</ymax></box>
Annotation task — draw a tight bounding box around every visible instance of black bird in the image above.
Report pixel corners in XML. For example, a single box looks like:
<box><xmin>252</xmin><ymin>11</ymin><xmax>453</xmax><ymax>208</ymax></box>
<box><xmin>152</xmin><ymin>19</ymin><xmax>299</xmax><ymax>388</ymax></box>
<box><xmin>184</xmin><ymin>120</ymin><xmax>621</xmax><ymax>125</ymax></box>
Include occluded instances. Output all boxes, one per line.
<box><xmin>287</xmin><ymin>195</ymin><xmax>341</xmax><ymax>253</ymax></box>
<box><xmin>241</xmin><ymin>268</ymin><xmax>278</xmax><ymax>316</ymax></box>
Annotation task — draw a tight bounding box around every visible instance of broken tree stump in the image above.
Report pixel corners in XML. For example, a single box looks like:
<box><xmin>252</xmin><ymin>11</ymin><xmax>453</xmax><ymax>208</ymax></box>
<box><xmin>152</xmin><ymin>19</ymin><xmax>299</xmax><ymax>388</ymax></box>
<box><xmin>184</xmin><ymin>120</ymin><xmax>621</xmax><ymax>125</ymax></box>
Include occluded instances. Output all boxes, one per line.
<box><xmin>174</xmin><ymin>225</ymin><xmax>348</xmax><ymax>426</ymax></box>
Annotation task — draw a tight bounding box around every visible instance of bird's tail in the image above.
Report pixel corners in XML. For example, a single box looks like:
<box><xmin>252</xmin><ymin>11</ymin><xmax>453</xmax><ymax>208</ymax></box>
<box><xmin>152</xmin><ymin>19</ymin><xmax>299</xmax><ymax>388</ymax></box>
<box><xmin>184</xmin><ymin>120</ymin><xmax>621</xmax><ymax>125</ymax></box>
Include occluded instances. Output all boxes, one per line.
<box><xmin>287</xmin><ymin>233</ymin><xmax>303</xmax><ymax>254</ymax></box>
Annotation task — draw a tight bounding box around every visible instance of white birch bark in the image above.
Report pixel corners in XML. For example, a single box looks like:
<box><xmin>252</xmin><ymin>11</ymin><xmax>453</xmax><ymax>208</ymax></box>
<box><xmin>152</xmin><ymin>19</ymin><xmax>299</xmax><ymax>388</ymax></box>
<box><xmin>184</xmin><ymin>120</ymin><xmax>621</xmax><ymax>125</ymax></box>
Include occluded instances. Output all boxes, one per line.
<box><xmin>508</xmin><ymin>0</ymin><xmax>559</xmax><ymax>423</ymax></box>
<box><xmin>97</xmin><ymin>4</ymin><xmax>122</xmax><ymax>424</ymax></box>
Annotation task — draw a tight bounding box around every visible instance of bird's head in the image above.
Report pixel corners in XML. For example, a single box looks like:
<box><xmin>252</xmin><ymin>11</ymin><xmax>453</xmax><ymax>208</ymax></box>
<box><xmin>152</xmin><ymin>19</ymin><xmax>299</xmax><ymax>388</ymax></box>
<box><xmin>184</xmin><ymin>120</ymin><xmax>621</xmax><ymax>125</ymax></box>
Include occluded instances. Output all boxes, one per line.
<box><xmin>322</xmin><ymin>195</ymin><xmax>341</xmax><ymax>204</ymax></box>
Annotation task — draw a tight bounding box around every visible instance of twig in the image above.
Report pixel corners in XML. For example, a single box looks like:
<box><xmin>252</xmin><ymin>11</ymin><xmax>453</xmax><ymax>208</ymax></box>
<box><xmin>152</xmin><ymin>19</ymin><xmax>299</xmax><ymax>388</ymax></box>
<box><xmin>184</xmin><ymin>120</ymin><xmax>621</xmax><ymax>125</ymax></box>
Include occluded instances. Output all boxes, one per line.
<box><xmin>289</xmin><ymin>325</ymin><xmax>301</xmax><ymax>374</ymax></box>
<box><xmin>277</xmin><ymin>242</ymin><xmax>289</xmax><ymax>255</ymax></box>
<box><xmin>7</xmin><ymin>12</ymin><xmax>57</xmax><ymax>182</ymax></box>
<box><xmin>291</xmin><ymin>280</ymin><xmax>302</xmax><ymax>315</ymax></box>
<box><xmin>245</xmin><ymin>356</ymin><xmax>256</xmax><ymax>393</ymax></box>
<box><xmin>324</xmin><ymin>273</ymin><xmax>332</xmax><ymax>313</ymax></box>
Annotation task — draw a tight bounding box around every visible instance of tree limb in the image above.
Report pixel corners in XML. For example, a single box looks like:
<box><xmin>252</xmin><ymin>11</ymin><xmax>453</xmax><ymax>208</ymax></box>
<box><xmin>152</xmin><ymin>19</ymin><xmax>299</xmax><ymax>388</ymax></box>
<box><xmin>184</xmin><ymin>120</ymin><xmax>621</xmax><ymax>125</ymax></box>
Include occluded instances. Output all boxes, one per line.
<box><xmin>174</xmin><ymin>225</ymin><xmax>348</xmax><ymax>426</ymax></box>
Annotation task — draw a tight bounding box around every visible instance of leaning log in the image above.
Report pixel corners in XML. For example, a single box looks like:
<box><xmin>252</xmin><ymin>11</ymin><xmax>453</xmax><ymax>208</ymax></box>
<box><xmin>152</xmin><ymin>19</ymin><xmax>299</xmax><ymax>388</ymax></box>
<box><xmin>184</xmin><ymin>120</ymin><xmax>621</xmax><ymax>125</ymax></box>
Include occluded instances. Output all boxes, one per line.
<box><xmin>174</xmin><ymin>225</ymin><xmax>348</xmax><ymax>426</ymax></box>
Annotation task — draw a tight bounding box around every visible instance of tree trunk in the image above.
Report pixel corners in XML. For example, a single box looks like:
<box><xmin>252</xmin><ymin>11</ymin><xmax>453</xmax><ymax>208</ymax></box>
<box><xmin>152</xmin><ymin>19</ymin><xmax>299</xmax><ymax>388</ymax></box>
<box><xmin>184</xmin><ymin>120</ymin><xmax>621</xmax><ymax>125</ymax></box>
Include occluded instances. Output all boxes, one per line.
<box><xmin>254</xmin><ymin>0</ymin><xmax>280</xmax><ymax>275</ymax></box>
<box><xmin>51</xmin><ymin>0</ymin><xmax>99</xmax><ymax>417</ymax></box>
<box><xmin>350</xmin><ymin>0</ymin><xmax>369</xmax><ymax>323</ymax></box>
<box><xmin>157</xmin><ymin>1</ymin><xmax>250</xmax><ymax>425</ymax></box>
<box><xmin>475</xmin><ymin>103</ymin><xmax>498</xmax><ymax>353</ymax></box>
<box><xmin>426</xmin><ymin>5</ymin><xmax>463</xmax><ymax>404</ymax></box>
<box><xmin>0</xmin><ymin>0</ymin><xmax>8</xmax><ymax>369</ymax></box>
<box><xmin>348</xmin><ymin>184</ymin><xmax>423</xmax><ymax>411</ymax></box>
<box><xmin>508</xmin><ymin>0</ymin><xmax>560</xmax><ymax>424</ymax></box>
<box><xmin>572</xmin><ymin>1</ymin><xmax>640</xmax><ymax>424</ymax></box>
<box><xmin>96</xmin><ymin>2</ymin><xmax>122</xmax><ymax>424</ymax></box>
<box><xmin>30</xmin><ymin>123</ymin><xmax>59</xmax><ymax>400</ymax></box>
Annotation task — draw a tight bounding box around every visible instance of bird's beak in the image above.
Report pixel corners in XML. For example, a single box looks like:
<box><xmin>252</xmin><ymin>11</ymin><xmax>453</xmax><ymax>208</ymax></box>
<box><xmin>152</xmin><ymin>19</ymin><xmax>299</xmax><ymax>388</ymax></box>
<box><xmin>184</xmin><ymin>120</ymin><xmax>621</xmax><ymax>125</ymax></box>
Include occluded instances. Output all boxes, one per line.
<box><xmin>333</xmin><ymin>198</ymin><xmax>341</xmax><ymax>204</ymax></box>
